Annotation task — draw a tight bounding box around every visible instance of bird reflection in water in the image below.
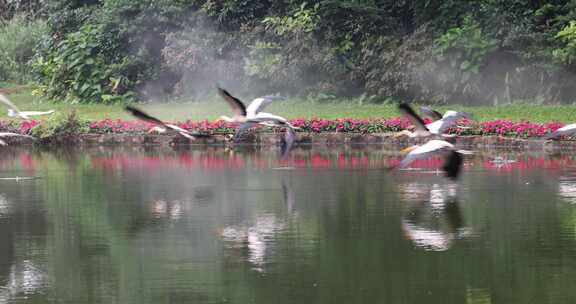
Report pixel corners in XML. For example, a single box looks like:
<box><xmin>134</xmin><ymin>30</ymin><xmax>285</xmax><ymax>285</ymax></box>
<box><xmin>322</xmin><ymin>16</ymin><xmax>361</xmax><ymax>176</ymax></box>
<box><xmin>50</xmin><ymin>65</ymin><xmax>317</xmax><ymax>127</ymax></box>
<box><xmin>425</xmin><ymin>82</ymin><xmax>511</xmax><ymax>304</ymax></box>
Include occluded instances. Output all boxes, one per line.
<box><xmin>401</xmin><ymin>184</ymin><xmax>473</xmax><ymax>251</ymax></box>
<box><xmin>558</xmin><ymin>176</ymin><xmax>576</xmax><ymax>204</ymax></box>
<box><xmin>150</xmin><ymin>200</ymin><xmax>183</xmax><ymax>220</ymax></box>
<box><xmin>0</xmin><ymin>260</ymin><xmax>46</xmax><ymax>302</ymax></box>
<box><xmin>220</xmin><ymin>215</ymin><xmax>285</xmax><ymax>272</ymax></box>
<box><xmin>148</xmin><ymin>187</ymin><xmax>215</xmax><ymax>220</ymax></box>
<box><xmin>219</xmin><ymin>178</ymin><xmax>295</xmax><ymax>272</ymax></box>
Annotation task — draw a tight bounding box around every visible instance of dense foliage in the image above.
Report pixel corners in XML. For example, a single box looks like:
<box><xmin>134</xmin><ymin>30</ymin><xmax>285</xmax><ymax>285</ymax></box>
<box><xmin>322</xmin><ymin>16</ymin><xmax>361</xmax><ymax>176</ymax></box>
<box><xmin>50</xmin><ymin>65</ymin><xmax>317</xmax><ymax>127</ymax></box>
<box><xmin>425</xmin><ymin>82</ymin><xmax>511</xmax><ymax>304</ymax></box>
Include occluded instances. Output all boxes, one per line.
<box><xmin>3</xmin><ymin>0</ymin><xmax>576</xmax><ymax>104</ymax></box>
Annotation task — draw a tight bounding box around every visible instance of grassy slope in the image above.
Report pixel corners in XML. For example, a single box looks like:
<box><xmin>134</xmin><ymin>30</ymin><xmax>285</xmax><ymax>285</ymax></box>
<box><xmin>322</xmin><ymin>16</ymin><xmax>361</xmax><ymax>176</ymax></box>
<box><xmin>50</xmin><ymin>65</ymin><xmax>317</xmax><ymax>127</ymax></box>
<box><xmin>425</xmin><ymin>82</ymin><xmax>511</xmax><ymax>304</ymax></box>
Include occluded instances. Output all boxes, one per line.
<box><xmin>4</xmin><ymin>90</ymin><xmax>576</xmax><ymax>123</ymax></box>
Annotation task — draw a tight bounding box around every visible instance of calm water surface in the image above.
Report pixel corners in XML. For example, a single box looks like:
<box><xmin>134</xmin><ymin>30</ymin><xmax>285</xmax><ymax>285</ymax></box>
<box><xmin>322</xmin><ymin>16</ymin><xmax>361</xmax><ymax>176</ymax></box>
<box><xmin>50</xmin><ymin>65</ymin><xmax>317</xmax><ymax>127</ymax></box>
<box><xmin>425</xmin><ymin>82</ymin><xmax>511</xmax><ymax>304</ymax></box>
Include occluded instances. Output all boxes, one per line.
<box><xmin>1</xmin><ymin>146</ymin><xmax>576</xmax><ymax>304</ymax></box>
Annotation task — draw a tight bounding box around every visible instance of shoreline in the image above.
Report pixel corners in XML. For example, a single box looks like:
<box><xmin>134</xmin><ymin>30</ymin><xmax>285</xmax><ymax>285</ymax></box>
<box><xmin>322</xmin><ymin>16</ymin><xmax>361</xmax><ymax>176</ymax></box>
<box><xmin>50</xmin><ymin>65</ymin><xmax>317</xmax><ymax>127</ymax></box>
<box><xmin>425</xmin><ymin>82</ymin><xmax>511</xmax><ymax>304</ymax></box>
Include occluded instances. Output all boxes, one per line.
<box><xmin>6</xmin><ymin>132</ymin><xmax>574</xmax><ymax>151</ymax></box>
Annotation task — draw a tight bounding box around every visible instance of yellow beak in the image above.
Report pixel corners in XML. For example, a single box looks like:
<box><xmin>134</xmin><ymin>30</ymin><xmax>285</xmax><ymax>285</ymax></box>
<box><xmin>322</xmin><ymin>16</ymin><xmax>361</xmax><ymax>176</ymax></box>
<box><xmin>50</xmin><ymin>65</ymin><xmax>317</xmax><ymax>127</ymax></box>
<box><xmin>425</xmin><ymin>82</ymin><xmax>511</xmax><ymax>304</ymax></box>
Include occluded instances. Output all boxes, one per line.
<box><xmin>400</xmin><ymin>145</ymin><xmax>418</xmax><ymax>154</ymax></box>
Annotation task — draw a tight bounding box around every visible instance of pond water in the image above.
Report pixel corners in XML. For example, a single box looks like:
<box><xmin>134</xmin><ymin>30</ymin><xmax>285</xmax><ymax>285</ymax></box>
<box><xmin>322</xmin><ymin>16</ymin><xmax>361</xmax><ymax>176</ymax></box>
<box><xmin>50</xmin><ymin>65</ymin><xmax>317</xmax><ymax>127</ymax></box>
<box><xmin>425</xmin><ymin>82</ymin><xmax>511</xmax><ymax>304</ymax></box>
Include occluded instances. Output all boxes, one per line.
<box><xmin>1</xmin><ymin>146</ymin><xmax>576</xmax><ymax>304</ymax></box>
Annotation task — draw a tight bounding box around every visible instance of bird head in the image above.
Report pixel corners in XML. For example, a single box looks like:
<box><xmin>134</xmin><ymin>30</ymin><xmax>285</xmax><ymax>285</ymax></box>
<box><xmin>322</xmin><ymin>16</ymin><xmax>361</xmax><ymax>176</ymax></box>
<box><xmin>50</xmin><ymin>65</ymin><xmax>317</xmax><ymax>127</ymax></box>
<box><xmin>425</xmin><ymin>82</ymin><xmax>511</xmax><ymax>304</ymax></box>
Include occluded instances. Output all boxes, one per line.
<box><xmin>400</xmin><ymin>145</ymin><xmax>419</xmax><ymax>154</ymax></box>
<box><xmin>217</xmin><ymin>115</ymin><xmax>235</xmax><ymax>123</ymax></box>
<box><xmin>148</xmin><ymin>126</ymin><xmax>166</xmax><ymax>134</ymax></box>
<box><xmin>393</xmin><ymin>130</ymin><xmax>412</xmax><ymax>138</ymax></box>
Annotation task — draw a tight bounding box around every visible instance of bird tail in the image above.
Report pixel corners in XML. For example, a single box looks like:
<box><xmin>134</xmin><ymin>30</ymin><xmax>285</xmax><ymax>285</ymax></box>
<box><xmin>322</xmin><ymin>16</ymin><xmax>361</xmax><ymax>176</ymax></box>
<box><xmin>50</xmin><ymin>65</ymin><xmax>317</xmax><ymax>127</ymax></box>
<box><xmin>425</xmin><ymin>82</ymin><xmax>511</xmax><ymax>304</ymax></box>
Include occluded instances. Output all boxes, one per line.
<box><xmin>455</xmin><ymin>149</ymin><xmax>474</xmax><ymax>155</ymax></box>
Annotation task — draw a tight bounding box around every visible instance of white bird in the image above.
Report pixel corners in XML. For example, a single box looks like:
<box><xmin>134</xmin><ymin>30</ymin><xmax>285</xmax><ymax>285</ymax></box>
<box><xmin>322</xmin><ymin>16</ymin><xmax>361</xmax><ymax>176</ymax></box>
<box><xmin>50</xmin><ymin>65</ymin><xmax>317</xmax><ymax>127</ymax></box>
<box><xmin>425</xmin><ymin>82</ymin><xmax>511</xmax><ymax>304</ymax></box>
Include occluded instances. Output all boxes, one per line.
<box><xmin>395</xmin><ymin>139</ymin><xmax>472</xmax><ymax>180</ymax></box>
<box><xmin>124</xmin><ymin>106</ymin><xmax>210</xmax><ymax>140</ymax></box>
<box><xmin>217</xmin><ymin>88</ymin><xmax>285</xmax><ymax>123</ymax></box>
<box><xmin>217</xmin><ymin>88</ymin><xmax>296</xmax><ymax>157</ymax></box>
<box><xmin>544</xmin><ymin>123</ymin><xmax>576</xmax><ymax>140</ymax></box>
<box><xmin>396</xmin><ymin>103</ymin><xmax>473</xmax><ymax>138</ymax></box>
<box><xmin>0</xmin><ymin>94</ymin><xmax>55</xmax><ymax>120</ymax></box>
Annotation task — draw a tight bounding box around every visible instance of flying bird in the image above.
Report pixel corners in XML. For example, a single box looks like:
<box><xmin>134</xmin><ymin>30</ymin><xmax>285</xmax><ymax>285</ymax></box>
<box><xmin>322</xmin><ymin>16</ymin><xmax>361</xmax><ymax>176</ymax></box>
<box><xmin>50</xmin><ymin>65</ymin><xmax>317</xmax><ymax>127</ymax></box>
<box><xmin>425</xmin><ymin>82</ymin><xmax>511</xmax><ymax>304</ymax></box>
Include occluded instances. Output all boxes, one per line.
<box><xmin>124</xmin><ymin>106</ymin><xmax>210</xmax><ymax>140</ymax></box>
<box><xmin>217</xmin><ymin>88</ymin><xmax>286</xmax><ymax>123</ymax></box>
<box><xmin>396</xmin><ymin>103</ymin><xmax>472</xmax><ymax>138</ymax></box>
<box><xmin>395</xmin><ymin>139</ymin><xmax>471</xmax><ymax>180</ymax></box>
<box><xmin>0</xmin><ymin>94</ymin><xmax>55</xmax><ymax>120</ymax></box>
<box><xmin>543</xmin><ymin>123</ymin><xmax>576</xmax><ymax>140</ymax></box>
<box><xmin>217</xmin><ymin>87</ymin><xmax>297</xmax><ymax>157</ymax></box>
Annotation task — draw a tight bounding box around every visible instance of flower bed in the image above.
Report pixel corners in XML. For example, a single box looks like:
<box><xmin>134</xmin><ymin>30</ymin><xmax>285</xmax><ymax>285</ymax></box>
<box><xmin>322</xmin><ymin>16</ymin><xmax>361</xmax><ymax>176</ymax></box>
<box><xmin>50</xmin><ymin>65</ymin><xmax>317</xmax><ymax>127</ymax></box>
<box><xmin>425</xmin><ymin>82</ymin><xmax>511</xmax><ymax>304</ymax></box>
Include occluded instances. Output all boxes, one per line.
<box><xmin>0</xmin><ymin>117</ymin><xmax>572</xmax><ymax>139</ymax></box>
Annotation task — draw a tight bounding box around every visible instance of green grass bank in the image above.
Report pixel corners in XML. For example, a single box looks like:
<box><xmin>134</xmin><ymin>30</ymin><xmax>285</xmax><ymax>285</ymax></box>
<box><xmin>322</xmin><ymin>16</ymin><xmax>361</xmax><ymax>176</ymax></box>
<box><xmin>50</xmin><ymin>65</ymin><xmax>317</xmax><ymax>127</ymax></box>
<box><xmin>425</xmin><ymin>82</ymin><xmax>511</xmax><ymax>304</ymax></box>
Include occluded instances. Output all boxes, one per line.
<box><xmin>3</xmin><ymin>89</ymin><xmax>576</xmax><ymax>123</ymax></box>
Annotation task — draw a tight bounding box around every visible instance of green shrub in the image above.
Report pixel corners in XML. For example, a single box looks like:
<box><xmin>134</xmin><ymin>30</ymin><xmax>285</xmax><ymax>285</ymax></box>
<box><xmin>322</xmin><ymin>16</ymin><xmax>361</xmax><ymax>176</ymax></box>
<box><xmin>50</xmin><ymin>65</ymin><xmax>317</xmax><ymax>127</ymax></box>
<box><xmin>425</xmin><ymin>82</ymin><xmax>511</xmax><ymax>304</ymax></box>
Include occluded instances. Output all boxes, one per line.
<box><xmin>554</xmin><ymin>21</ymin><xmax>576</xmax><ymax>65</ymax></box>
<box><xmin>33</xmin><ymin>0</ymin><xmax>194</xmax><ymax>103</ymax></box>
<box><xmin>33</xmin><ymin>24</ymin><xmax>136</xmax><ymax>103</ymax></box>
<box><xmin>0</xmin><ymin>15</ymin><xmax>48</xmax><ymax>82</ymax></box>
<box><xmin>30</xmin><ymin>111</ymin><xmax>89</xmax><ymax>141</ymax></box>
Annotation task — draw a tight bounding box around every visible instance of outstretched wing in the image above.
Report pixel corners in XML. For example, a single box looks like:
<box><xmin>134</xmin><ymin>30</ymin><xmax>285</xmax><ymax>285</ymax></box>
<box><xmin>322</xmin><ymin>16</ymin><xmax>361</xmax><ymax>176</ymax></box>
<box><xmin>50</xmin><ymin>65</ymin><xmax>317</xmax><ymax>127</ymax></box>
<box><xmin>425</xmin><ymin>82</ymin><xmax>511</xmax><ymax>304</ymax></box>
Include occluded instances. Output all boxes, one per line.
<box><xmin>398</xmin><ymin>103</ymin><xmax>429</xmax><ymax>132</ymax></box>
<box><xmin>125</xmin><ymin>106</ymin><xmax>166</xmax><ymax>126</ymax></box>
<box><xmin>544</xmin><ymin>123</ymin><xmax>576</xmax><ymax>140</ymax></box>
<box><xmin>0</xmin><ymin>93</ymin><xmax>21</xmax><ymax>113</ymax></box>
<box><xmin>420</xmin><ymin>106</ymin><xmax>443</xmax><ymax>121</ymax></box>
<box><xmin>18</xmin><ymin>110</ymin><xmax>56</xmax><ymax>117</ymax></box>
<box><xmin>217</xmin><ymin>87</ymin><xmax>247</xmax><ymax>117</ymax></box>
<box><xmin>246</xmin><ymin>95</ymin><xmax>284</xmax><ymax>116</ymax></box>
<box><xmin>125</xmin><ymin>106</ymin><xmax>210</xmax><ymax>139</ymax></box>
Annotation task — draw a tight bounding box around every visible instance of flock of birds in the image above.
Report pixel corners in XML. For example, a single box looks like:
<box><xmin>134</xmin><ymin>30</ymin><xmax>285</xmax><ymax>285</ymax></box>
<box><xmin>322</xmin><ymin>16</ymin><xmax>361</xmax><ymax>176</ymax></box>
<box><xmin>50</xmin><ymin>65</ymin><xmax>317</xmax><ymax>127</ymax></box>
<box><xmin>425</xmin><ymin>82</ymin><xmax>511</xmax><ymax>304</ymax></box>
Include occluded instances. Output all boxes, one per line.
<box><xmin>123</xmin><ymin>87</ymin><xmax>473</xmax><ymax>179</ymax></box>
<box><xmin>124</xmin><ymin>87</ymin><xmax>576</xmax><ymax>180</ymax></box>
<box><xmin>1</xmin><ymin>88</ymin><xmax>576</xmax><ymax>180</ymax></box>
<box><xmin>125</xmin><ymin>87</ymin><xmax>299</xmax><ymax>158</ymax></box>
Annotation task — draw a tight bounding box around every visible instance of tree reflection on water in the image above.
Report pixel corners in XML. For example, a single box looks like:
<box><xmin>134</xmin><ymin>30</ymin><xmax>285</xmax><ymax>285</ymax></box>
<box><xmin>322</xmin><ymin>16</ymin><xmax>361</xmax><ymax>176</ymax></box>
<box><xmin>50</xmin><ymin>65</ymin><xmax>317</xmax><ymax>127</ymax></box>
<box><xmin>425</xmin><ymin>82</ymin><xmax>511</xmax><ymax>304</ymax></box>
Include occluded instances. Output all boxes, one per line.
<box><xmin>0</xmin><ymin>146</ymin><xmax>573</xmax><ymax>303</ymax></box>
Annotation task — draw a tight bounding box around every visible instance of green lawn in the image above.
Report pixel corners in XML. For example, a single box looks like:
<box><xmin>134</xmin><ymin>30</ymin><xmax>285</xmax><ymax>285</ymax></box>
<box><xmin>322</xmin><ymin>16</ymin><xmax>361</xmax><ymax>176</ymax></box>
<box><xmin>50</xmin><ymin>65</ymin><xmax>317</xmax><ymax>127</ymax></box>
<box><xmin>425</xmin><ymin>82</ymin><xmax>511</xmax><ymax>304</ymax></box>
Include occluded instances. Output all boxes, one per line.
<box><xmin>4</xmin><ymin>89</ymin><xmax>576</xmax><ymax>123</ymax></box>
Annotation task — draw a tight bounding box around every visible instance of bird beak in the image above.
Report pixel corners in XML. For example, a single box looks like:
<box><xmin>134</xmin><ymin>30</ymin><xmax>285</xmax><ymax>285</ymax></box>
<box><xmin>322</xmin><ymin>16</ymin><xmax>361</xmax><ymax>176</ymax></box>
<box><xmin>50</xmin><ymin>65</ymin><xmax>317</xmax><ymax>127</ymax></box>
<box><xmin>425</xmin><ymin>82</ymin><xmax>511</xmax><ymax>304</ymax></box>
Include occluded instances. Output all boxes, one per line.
<box><xmin>400</xmin><ymin>145</ymin><xmax>418</xmax><ymax>154</ymax></box>
<box><xmin>148</xmin><ymin>126</ymin><xmax>165</xmax><ymax>134</ymax></box>
<box><xmin>456</xmin><ymin>149</ymin><xmax>474</xmax><ymax>155</ymax></box>
<box><xmin>393</xmin><ymin>130</ymin><xmax>410</xmax><ymax>138</ymax></box>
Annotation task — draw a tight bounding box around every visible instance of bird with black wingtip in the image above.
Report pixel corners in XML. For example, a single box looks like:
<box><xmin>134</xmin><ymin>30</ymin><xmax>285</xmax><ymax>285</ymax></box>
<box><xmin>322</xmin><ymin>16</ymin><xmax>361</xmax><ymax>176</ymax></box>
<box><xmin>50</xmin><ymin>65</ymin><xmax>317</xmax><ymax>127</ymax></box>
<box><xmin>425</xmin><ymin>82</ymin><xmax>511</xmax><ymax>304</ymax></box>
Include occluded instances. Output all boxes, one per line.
<box><xmin>124</xmin><ymin>105</ymin><xmax>211</xmax><ymax>140</ymax></box>
<box><xmin>391</xmin><ymin>103</ymin><xmax>474</xmax><ymax>180</ymax></box>
<box><xmin>396</xmin><ymin>102</ymin><xmax>473</xmax><ymax>138</ymax></box>
<box><xmin>216</xmin><ymin>87</ymin><xmax>297</xmax><ymax>158</ymax></box>
<box><xmin>394</xmin><ymin>139</ymin><xmax>472</xmax><ymax>180</ymax></box>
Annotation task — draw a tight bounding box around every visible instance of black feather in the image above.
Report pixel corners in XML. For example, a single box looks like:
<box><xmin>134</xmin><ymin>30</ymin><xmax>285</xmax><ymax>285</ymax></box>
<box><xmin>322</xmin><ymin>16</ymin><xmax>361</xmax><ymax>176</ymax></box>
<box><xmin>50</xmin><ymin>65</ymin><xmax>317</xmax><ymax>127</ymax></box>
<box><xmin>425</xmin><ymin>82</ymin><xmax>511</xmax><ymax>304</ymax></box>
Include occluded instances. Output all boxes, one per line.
<box><xmin>125</xmin><ymin>106</ymin><xmax>166</xmax><ymax>126</ymax></box>
<box><xmin>442</xmin><ymin>150</ymin><xmax>463</xmax><ymax>180</ymax></box>
<box><xmin>125</xmin><ymin>105</ymin><xmax>211</xmax><ymax>138</ymax></box>
<box><xmin>217</xmin><ymin>87</ymin><xmax>247</xmax><ymax>117</ymax></box>
<box><xmin>398</xmin><ymin>103</ymin><xmax>429</xmax><ymax>131</ymax></box>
